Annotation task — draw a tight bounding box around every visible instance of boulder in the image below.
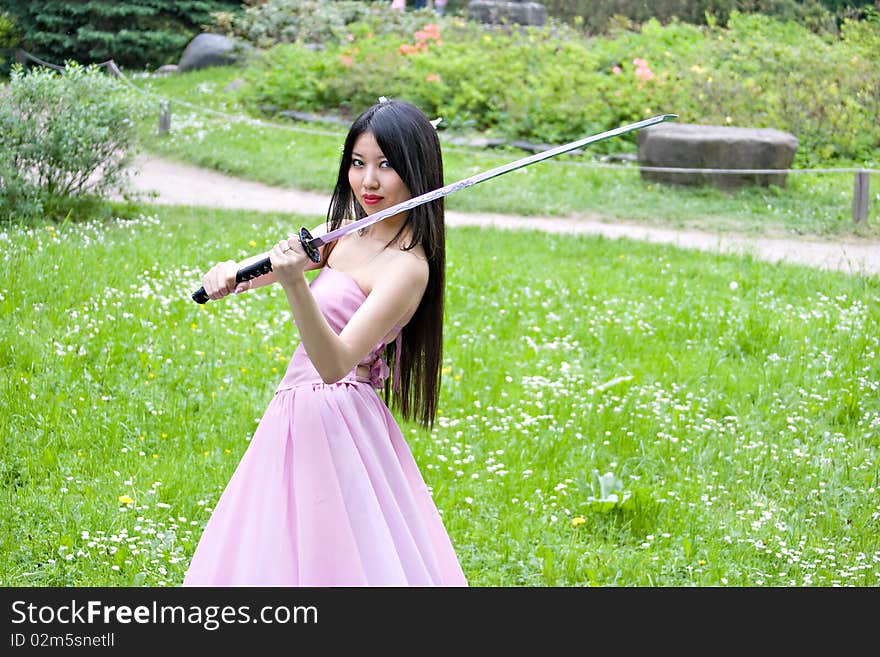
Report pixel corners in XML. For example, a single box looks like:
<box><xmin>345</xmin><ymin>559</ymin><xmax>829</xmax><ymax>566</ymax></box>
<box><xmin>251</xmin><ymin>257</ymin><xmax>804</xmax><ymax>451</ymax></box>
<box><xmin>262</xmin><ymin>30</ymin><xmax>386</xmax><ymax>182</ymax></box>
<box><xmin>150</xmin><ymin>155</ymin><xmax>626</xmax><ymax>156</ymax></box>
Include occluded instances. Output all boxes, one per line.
<box><xmin>467</xmin><ymin>1</ymin><xmax>547</xmax><ymax>26</ymax></box>
<box><xmin>153</xmin><ymin>64</ymin><xmax>178</xmax><ymax>76</ymax></box>
<box><xmin>177</xmin><ymin>33</ymin><xmax>253</xmax><ymax>73</ymax></box>
<box><xmin>638</xmin><ymin>123</ymin><xmax>798</xmax><ymax>189</ymax></box>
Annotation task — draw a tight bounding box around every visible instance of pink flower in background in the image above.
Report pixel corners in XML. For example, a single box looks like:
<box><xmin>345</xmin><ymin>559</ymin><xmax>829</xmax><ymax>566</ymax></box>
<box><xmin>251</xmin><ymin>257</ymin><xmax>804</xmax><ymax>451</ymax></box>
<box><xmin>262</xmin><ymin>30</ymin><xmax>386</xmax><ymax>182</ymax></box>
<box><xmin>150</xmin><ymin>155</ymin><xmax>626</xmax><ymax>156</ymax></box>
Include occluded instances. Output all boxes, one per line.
<box><xmin>340</xmin><ymin>55</ymin><xmax>353</xmax><ymax>67</ymax></box>
<box><xmin>612</xmin><ymin>65</ymin><xmax>622</xmax><ymax>75</ymax></box>
<box><xmin>633</xmin><ymin>57</ymin><xmax>655</xmax><ymax>82</ymax></box>
<box><xmin>426</xmin><ymin>73</ymin><xmax>440</xmax><ymax>82</ymax></box>
<box><xmin>420</xmin><ymin>24</ymin><xmax>441</xmax><ymax>39</ymax></box>
<box><xmin>399</xmin><ymin>23</ymin><xmax>442</xmax><ymax>56</ymax></box>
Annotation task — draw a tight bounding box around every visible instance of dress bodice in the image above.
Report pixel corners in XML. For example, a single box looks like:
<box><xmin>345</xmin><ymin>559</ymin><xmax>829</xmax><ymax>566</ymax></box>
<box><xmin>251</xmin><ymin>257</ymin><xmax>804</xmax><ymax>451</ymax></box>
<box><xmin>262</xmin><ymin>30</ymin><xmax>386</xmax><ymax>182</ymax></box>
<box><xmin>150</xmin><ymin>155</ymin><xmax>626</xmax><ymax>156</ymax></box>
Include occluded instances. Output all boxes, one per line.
<box><xmin>275</xmin><ymin>267</ymin><xmax>401</xmax><ymax>393</ymax></box>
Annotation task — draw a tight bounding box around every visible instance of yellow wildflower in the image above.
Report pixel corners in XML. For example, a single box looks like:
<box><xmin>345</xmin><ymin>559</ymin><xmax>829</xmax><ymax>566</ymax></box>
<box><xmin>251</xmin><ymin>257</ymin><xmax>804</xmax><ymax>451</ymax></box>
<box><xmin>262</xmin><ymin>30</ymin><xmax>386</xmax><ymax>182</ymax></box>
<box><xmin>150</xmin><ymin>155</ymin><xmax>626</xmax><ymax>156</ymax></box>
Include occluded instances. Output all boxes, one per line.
<box><xmin>118</xmin><ymin>495</ymin><xmax>134</xmax><ymax>505</ymax></box>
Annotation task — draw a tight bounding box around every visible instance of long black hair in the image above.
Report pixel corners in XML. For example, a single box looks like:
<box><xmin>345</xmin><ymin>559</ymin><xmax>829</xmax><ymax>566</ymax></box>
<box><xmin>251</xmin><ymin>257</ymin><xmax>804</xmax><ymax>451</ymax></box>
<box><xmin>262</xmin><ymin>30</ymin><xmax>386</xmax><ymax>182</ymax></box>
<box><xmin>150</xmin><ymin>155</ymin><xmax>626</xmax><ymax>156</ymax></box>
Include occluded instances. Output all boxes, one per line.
<box><xmin>326</xmin><ymin>99</ymin><xmax>445</xmax><ymax>429</ymax></box>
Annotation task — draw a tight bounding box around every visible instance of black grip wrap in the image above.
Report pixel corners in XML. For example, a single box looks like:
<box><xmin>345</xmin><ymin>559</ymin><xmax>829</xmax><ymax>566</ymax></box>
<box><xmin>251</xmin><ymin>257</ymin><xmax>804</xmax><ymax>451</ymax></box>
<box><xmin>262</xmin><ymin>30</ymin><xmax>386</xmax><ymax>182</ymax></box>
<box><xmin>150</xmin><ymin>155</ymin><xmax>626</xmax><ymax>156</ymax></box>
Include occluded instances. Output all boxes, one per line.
<box><xmin>237</xmin><ymin>257</ymin><xmax>274</xmax><ymax>283</ymax></box>
<box><xmin>192</xmin><ymin>287</ymin><xmax>210</xmax><ymax>304</ymax></box>
<box><xmin>191</xmin><ymin>257</ymin><xmax>273</xmax><ymax>304</ymax></box>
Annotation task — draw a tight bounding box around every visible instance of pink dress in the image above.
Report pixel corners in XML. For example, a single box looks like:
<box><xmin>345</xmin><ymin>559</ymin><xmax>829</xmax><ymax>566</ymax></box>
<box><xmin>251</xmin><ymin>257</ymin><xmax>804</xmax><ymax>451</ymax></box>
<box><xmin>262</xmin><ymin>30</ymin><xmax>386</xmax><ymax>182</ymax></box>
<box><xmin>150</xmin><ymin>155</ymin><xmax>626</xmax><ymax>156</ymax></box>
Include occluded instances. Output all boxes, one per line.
<box><xmin>183</xmin><ymin>266</ymin><xmax>467</xmax><ymax>586</ymax></box>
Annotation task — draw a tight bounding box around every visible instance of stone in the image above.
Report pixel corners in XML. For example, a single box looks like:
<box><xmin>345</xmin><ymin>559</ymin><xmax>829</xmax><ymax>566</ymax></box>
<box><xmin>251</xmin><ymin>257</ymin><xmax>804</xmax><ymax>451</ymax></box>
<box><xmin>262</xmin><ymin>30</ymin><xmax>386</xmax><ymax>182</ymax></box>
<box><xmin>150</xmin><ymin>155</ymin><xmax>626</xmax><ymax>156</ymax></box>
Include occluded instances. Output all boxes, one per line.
<box><xmin>467</xmin><ymin>1</ymin><xmax>547</xmax><ymax>26</ymax></box>
<box><xmin>153</xmin><ymin>64</ymin><xmax>178</xmax><ymax>76</ymax></box>
<box><xmin>638</xmin><ymin>123</ymin><xmax>798</xmax><ymax>189</ymax></box>
<box><xmin>177</xmin><ymin>33</ymin><xmax>253</xmax><ymax>73</ymax></box>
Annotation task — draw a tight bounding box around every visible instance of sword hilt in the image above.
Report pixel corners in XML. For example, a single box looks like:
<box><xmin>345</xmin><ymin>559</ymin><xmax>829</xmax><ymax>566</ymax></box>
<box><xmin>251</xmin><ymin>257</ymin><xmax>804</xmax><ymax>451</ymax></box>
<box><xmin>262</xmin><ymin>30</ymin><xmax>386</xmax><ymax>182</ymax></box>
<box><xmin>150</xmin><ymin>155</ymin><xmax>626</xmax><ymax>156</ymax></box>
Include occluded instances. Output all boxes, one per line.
<box><xmin>191</xmin><ymin>227</ymin><xmax>322</xmax><ymax>304</ymax></box>
<box><xmin>299</xmin><ymin>226</ymin><xmax>321</xmax><ymax>263</ymax></box>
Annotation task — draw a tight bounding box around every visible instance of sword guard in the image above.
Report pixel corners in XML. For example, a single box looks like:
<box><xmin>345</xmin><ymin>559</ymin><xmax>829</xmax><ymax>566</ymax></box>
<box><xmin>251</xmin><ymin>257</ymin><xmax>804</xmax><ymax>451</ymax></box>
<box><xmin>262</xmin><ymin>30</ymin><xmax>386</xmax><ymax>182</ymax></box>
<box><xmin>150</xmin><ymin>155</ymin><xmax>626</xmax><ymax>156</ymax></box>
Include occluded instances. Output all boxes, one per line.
<box><xmin>299</xmin><ymin>227</ymin><xmax>321</xmax><ymax>263</ymax></box>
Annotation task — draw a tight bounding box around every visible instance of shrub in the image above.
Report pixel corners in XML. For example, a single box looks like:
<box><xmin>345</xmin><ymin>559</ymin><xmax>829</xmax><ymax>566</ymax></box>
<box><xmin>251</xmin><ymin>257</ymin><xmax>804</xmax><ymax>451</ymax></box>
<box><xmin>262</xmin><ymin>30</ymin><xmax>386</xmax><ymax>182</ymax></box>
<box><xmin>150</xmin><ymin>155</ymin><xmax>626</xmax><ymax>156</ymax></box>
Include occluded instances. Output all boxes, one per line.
<box><xmin>542</xmin><ymin>0</ymin><xmax>858</xmax><ymax>34</ymax></box>
<box><xmin>210</xmin><ymin>0</ymin><xmax>454</xmax><ymax>47</ymax></box>
<box><xmin>238</xmin><ymin>12</ymin><xmax>879</xmax><ymax>164</ymax></box>
<box><xmin>0</xmin><ymin>9</ymin><xmax>18</xmax><ymax>73</ymax></box>
<box><xmin>0</xmin><ymin>0</ymin><xmax>243</xmax><ymax>71</ymax></box>
<box><xmin>0</xmin><ymin>62</ymin><xmax>143</xmax><ymax>222</ymax></box>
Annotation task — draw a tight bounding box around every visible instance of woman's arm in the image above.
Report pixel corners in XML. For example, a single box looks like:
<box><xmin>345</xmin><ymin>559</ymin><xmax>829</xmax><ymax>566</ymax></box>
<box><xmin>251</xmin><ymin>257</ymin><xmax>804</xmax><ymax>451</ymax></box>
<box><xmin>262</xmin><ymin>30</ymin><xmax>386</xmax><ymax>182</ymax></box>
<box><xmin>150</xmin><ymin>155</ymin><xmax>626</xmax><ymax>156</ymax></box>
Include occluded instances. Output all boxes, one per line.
<box><xmin>271</xmin><ymin>240</ymin><xmax>428</xmax><ymax>384</ymax></box>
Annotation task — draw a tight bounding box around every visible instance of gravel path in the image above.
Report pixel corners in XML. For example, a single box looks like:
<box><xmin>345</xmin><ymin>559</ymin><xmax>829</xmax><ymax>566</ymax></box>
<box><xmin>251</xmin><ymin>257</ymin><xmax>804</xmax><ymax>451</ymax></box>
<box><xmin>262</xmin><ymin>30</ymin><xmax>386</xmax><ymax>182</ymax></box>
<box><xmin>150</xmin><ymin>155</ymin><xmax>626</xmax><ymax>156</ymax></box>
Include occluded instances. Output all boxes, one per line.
<box><xmin>129</xmin><ymin>154</ymin><xmax>880</xmax><ymax>277</ymax></box>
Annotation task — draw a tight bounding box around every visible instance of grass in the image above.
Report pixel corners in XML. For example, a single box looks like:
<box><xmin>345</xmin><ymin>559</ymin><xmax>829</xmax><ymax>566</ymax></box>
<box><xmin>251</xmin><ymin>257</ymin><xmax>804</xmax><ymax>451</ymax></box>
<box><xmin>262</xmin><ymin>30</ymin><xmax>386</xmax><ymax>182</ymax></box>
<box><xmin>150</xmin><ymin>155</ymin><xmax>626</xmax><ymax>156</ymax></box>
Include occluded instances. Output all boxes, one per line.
<box><xmin>123</xmin><ymin>65</ymin><xmax>880</xmax><ymax>239</ymax></box>
<box><xmin>1</xmin><ymin>203</ymin><xmax>878</xmax><ymax>586</ymax></box>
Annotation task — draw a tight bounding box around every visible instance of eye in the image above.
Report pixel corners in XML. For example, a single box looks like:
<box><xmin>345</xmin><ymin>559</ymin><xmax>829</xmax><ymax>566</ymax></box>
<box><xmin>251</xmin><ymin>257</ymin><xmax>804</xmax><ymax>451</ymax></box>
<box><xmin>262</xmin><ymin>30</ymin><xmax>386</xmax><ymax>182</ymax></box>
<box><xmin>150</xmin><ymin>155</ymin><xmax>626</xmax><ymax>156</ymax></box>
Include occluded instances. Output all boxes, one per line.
<box><xmin>351</xmin><ymin>158</ymin><xmax>364</xmax><ymax>167</ymax></box>
<box><xmin>380</xmin><ymin>160</ymin><xmax>393</xmax><ymax>169</ymax></box>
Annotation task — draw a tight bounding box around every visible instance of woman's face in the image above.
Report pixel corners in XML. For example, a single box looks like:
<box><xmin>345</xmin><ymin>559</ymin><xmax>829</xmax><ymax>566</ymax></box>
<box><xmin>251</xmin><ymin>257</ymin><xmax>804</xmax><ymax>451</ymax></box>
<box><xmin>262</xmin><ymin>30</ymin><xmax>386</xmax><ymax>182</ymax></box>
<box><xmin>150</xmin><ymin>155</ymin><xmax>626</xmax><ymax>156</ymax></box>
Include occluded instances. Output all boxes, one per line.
<box><xmin>348</xmin><ymin>131</ymin><xmax>411</xmax><ymax>217</ymax></box>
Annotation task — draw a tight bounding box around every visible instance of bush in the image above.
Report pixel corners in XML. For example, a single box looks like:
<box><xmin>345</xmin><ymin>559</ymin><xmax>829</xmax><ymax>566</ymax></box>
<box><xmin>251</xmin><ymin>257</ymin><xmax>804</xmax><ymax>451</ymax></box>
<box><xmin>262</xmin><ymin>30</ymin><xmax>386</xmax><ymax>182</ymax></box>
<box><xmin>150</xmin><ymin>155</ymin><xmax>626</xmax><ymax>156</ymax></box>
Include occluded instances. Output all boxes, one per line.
<box><xmin>210</xmin><ymin>0</ymin><xmax>452</xmax><ymax>47</ymax></box>
<box><xmin>0</xmin><ymin>0</ymin><xmax>243</xmax><ymax>71</ymax></box>
<box><xmin>238</xmin><ymin>11</ymin><xmax>879</xmax><ymax>165</ymax></box>
<box><xmin>0</xmin><ymin>62</ymin><xmax>143</xmax><ymax>223</ymax></box>
<box><xmin>0</xmin><ymin>9</ymin><xmax>18</xmax><ymax>73</ymax></box>
<box><xmin>541</xmin><ymin>0</ymin><xmax>867</xmax><ymax>34</ymax></box>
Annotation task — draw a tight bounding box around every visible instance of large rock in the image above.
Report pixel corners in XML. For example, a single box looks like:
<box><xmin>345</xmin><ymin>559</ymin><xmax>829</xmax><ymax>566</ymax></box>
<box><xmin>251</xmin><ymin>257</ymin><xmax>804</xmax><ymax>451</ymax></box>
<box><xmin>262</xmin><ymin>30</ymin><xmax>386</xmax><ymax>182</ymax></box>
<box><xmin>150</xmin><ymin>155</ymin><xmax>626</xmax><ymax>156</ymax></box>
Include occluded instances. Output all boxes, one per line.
<box><xmin>177</xmin><ymin>33</ymin><xmax>253</xmax><ymax>73</ymax></box>
<box><xmin>638</xmin><ymin>123</ymin><xmax>798</xmax><ymax>189</ymax></box>
<box><xmin>467</xmin><ymin>1</ymin><xmax>546</xmax><ymax>26</ymax></box>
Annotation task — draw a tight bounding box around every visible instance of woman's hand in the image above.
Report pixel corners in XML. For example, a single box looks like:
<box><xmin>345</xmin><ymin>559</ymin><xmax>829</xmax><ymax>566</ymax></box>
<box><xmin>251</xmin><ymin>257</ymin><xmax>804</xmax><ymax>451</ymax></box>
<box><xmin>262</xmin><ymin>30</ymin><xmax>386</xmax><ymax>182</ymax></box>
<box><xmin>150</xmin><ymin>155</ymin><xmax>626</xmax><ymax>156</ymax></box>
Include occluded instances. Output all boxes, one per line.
<box><xmin>270</xmin><ymin>235</ymin><xmax>309</xmax><ymax>289</ymax></box>
<box><xmin>201</xmin><ymin>260</ymin><xmax>243</xmax><ymax>301</ymax></box>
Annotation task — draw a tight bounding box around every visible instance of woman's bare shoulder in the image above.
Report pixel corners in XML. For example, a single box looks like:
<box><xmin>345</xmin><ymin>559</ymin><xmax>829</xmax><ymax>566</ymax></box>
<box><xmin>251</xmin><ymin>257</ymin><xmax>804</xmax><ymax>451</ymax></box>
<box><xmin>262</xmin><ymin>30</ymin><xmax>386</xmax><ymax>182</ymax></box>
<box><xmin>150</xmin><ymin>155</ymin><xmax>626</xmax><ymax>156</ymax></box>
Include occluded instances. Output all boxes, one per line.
<box><xmin>392</xmin><ymin>242</ymin><xmax>429</xmax><ymax>279</ymax></box>
<box><xmin>366</xmin><ymin>243</ymin><xmax>428</xmax><ymax>295</ymax></box>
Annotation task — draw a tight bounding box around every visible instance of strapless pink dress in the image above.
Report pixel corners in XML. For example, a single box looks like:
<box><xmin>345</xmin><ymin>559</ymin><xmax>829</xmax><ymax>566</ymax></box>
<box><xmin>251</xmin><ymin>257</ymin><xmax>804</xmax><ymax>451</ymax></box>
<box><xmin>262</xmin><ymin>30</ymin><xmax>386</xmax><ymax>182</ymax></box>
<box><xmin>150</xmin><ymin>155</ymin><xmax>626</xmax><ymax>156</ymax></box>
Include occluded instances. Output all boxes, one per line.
<box><xmin>183</xmin><ymin>267</ymin><xmax>467</xmax><ymax>586</ymax></box>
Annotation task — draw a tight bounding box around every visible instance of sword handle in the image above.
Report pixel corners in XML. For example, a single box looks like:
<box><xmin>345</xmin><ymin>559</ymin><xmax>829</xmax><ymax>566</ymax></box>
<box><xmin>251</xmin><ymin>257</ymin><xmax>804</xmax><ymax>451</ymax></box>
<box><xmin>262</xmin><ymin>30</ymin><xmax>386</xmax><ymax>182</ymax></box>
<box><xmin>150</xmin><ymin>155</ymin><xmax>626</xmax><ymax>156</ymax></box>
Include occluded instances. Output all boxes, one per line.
<box><xmin>191</xmin><ymin>227</ymin><xmax>321</xmax><ymax>304</ymax></box>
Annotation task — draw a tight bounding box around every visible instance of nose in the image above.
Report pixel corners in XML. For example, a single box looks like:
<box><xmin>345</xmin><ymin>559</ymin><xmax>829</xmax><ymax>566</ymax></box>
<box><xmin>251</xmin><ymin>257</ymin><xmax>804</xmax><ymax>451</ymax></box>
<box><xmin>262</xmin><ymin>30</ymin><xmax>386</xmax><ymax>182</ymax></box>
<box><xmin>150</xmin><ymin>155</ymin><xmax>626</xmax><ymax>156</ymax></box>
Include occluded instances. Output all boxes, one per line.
<box><xmin>362</xmin><ymin>165</ymin><xmax>380</xmax><ymax>190</ymax></box>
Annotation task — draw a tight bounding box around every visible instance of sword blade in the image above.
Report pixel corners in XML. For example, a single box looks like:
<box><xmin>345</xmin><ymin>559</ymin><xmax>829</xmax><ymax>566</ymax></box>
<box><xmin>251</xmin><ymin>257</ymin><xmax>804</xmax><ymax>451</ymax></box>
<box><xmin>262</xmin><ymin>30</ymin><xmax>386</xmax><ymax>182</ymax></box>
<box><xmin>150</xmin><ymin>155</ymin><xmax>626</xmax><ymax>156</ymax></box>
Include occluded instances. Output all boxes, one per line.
<box><xmin>311</xmin><ymin>113</ymin><xmax>677</xmax><ymax>247</ymax></box>
<box><xmin>191</xmin><ymin>113</ymin><xmax>677</xmax><ymax>303</ymax></box>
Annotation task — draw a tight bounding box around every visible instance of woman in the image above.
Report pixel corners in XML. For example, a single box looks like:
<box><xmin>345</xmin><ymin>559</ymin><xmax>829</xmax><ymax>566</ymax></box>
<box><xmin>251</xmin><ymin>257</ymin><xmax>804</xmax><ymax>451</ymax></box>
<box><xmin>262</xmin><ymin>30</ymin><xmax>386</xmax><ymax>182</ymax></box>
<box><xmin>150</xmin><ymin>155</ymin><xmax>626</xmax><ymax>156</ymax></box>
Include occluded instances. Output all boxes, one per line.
<box><xmin>184</xmin><ymin>99</ymin><xmax>467</xmax><ymax>587</ymax></box>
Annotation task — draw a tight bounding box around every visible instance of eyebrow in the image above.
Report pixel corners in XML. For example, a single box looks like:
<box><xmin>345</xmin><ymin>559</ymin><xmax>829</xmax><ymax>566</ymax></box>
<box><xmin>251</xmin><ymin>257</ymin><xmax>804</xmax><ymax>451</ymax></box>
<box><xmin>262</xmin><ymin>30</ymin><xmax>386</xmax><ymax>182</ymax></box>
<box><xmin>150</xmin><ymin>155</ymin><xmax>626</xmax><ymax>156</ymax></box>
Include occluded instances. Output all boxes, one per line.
<box><xmin>351</xmin><ymin>151</ymin><xmax>386</xmax><ymax>159</ymax></box>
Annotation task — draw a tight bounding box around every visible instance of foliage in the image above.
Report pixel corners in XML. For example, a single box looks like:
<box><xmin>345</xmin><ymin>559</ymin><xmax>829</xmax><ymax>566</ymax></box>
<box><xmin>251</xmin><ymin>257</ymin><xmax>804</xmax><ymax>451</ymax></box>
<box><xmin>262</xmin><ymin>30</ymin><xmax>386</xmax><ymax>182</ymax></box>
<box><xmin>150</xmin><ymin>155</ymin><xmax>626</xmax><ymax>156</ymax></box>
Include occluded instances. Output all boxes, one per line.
<box><xmin>236</xmin><ymin>11</ymin><xmax>880</xmax><ymax>165</ymax></box>
<box><xmin>542</xmin><ymin>0</ymin><xmax>873</xmax><ymax>34</ymax></box>
<box><xmin>0</xmin><ymin>0</ymin><xmax>243</xmax><ymax>71</ymax></box>
<box><xmin>589</xmin><ymin>13</ymin><xmax>880</xmax><ymax>165</ymax></box>
<box><xmin>0</xmin><ymin>62</ymin><xmax>144</xmax><ymax>223</ymax></box>
<box><xmin>209</xmin><ymin>0</ymin><xmax>449</xmax><ymax>47</ymax></box>
<box><xmin>0</xmin><ymin>9</ymin><xmax>18</xmax><ymax>73</ymax></box>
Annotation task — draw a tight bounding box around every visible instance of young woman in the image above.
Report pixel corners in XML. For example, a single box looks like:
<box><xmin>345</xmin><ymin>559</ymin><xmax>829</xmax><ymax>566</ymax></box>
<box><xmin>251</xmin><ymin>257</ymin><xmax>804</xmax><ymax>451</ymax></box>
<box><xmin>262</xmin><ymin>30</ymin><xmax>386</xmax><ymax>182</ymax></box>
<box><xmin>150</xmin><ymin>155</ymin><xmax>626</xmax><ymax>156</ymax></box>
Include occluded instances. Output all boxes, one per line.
<box><xmin>183</xmin><ymin>99</ymin><xmax>467</xmax><ymax>587</ymax></box>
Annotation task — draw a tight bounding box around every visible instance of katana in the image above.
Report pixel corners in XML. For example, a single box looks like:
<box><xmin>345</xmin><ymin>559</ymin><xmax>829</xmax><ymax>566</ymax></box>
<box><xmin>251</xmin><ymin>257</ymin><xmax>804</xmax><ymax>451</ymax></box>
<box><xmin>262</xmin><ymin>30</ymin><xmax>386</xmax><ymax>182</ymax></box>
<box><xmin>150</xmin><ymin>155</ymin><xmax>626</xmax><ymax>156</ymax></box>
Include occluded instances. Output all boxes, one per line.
<box><xmin>191</xmin><ymin>113</ymin><xmax>677</xmax><ymax>304</ymax></box>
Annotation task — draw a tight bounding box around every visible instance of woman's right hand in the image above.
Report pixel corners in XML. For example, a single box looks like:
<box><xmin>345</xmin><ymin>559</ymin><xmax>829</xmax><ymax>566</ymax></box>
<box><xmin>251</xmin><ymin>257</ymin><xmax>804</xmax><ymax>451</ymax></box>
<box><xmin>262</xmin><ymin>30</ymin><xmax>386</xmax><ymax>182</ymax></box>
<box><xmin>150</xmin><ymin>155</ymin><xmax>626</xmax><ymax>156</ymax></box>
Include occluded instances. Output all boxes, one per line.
<box><xmin>201</xmin><ymin>260</ymin><xmax>242</xmax><ymax>301</ymax></box>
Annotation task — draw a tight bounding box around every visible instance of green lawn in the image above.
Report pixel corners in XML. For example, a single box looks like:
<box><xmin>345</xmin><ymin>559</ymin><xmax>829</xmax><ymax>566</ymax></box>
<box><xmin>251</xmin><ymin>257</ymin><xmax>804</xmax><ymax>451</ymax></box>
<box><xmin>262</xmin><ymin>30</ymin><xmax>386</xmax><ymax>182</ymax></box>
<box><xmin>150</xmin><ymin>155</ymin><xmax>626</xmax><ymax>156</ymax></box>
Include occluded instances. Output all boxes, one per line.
<box><xmin>2</xmin><ymin>204</ymin><xmax>877</xmax><ymax>586</ymax></box>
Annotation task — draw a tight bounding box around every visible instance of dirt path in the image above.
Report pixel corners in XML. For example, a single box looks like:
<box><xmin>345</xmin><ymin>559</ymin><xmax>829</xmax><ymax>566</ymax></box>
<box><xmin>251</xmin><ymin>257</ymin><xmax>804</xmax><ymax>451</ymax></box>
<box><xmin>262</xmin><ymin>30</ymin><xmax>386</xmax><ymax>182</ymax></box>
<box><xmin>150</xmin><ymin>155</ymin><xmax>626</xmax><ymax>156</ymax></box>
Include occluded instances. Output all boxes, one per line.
<box><xmin>129</xmin><ymin>154</ymin><xmax>880</xmax><ymax>277</ymax></box>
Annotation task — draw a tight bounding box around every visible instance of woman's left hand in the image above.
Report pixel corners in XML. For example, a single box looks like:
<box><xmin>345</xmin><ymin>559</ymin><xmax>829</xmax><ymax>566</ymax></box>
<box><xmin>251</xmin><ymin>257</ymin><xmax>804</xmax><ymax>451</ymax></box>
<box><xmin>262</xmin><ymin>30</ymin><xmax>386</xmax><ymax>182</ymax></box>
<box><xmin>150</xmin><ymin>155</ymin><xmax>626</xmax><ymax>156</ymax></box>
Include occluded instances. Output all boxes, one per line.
<box><xmin>270</xmin><ymin>235</ymin><xmax>309</xmax><ymax>288</ymax></box>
